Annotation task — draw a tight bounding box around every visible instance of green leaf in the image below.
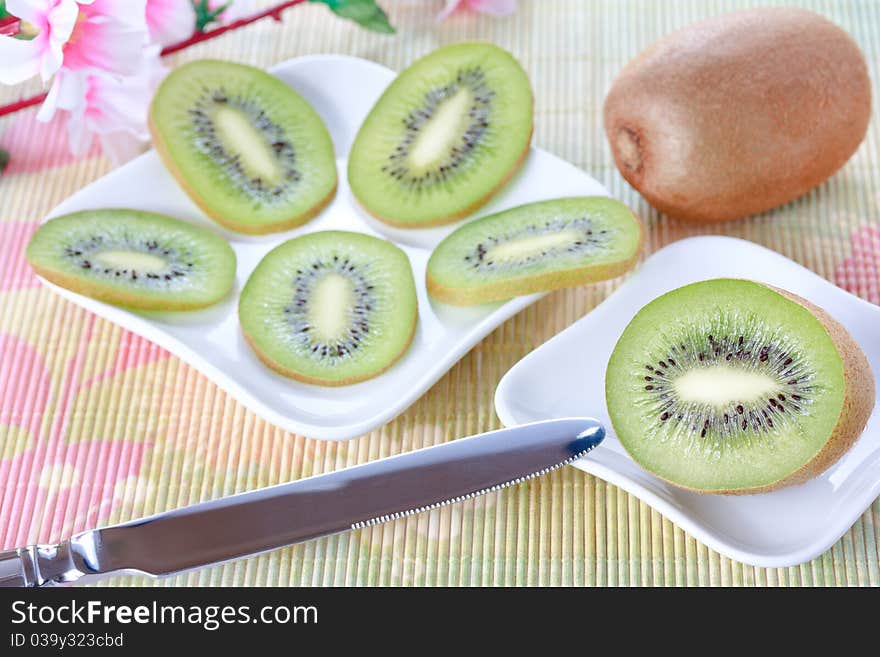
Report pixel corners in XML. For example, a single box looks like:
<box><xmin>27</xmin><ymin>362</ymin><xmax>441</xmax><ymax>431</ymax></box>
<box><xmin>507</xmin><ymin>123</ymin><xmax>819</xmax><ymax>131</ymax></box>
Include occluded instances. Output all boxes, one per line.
<box><xmin>193</xmin><ymin>0</ymin><xmax>230</xmax><ymax>32</ymax></box>
<box><xmin>0</xmin><ymin>1</ymin><xmax>8</xmax><ymax>20</ymax></box>
<box><xmin>0</xmin><ymin>148</ymin><xmax>9</xmax><ymax>175</ymax></box>
<box><xmin>310</xmin><ymin>0</ymin><xmax>394</xmax><ymax>34</ymax></box>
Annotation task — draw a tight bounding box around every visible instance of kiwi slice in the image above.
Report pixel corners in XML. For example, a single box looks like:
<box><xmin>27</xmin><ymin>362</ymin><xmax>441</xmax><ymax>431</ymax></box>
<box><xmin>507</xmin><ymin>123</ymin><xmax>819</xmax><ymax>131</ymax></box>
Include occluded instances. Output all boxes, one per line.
<box><xmin>605</xmin><ymin>279</ymin><xmax>875</xmax><ymax>494</ymax></box>
<box><xmin>26</xmin><ymin>209</ymin><xmax>236</xmax><ymax>310</ymax></box>
<box><xmin>149</xmin><ymin>60</ymin><xmax>337</xmax><ymax>235</ymax></box>
<box><xmin>426</xmin><ymin>197</ymin><xmax>643</xmax><ymax>305</ymax></box>
<box><xmin>348</xmin><ymin>42</ymin><xmax>534</xmax><ymax>227</ymax></box>
<box><xmin>239</xmin><ymin>231</ymin><xmax>418</xmax><ymax>386</ymax></box>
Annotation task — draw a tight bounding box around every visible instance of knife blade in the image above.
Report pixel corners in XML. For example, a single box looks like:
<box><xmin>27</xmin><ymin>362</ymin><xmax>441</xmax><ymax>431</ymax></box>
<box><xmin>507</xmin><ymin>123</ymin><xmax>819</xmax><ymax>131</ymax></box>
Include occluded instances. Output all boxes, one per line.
<box><xmin>0</xmin><ymin>417</ymin><xmax>603</xmax><ymax>587</ymax></box>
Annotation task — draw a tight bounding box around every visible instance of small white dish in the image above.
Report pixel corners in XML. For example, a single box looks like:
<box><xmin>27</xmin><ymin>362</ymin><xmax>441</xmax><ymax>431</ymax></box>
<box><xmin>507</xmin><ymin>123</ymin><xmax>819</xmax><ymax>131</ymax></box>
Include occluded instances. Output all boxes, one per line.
<box><xmin>42</xmin><ymin>55</ymin><xmax>608</xmax><ymax>440</ymax></box>
<box><xmin>495</xmin><ymin>236</ymin><xmax>880</xmax><ymax>568</ymax></box>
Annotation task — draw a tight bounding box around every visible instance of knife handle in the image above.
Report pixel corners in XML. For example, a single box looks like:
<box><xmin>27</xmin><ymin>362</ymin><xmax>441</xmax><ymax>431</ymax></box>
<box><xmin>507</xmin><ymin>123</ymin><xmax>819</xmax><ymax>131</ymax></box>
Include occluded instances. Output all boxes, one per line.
<box><xmin>0</xmin><ymin>548</ymin><xmax>30</xmax><ymax>587</ymax></box>
<box><xmin>0</xmin><ymin>542</ymin><xmax>94</xmax><ymax>587</ymax></box>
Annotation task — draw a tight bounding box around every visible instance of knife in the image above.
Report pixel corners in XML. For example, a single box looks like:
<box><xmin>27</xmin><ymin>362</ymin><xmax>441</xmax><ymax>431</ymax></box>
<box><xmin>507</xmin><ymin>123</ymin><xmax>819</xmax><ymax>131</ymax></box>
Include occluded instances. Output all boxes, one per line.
<box><xmin>0</xmin><ymin>417</ymin><xmax>603</xmax><ymax>587</ymax></box>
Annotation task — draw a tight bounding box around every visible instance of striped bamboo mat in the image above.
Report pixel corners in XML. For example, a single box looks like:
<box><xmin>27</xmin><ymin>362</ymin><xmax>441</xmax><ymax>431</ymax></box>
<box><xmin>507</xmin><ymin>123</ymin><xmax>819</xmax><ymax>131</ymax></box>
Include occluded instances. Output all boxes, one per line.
<box><xmin>1</xmin><ymin>0</ymin><xmax>878</xmax><ymax>586</ymax></box>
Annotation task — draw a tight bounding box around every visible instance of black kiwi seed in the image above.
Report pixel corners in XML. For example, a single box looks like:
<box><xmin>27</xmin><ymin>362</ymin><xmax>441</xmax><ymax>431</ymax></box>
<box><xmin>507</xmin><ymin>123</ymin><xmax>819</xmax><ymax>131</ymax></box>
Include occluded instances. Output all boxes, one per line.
<box><xmin>463</xmin><ymin>216</ymin><xmax>611</xmax><ymax>272</ymax></box>
<box><xmin>636</xmin><ymin>327</ymin><xmax>817</xmax><ymax>441</ymax></box>
<box><xmin>282</xmin><ymin>259</ymin><xmax>377</xmax><ymax>363</ymax></box>
<box><xmin>190</xmin><ymin>88</ymin><xmax>299</xmax><ymax>200</ymax></box>
<box><xmin>27</xmin><ymin>209</ymin><xmax>238</xmax><ymax>313</ymax></box>
<box><xmin>382</xmin><ymin>67</ymin><xmax>494</xmax><ymax>189</ymax></box>
<box><xmin>61</xmin><ymin>239</ymin><xmax>190</xmax><ymax>287</ymax></box>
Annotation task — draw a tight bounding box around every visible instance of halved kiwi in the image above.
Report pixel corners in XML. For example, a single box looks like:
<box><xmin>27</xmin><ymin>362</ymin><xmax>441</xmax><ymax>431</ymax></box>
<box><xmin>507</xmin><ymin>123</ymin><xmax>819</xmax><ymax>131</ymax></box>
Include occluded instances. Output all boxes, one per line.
<box><xmin>239</xmin><ymin>231</ymin><xmax>418</xmax><ymax>386</ymax></box>
<box><xmin>26</xmin><ymin>209</ymin><xmax>236</xmax><ymax>310</ymax></box>
<box><xmin>149</xmin><ymin>60</ymin><xmax>337</xmax><ymax>235</ymax></box>
<box><xmin>348</xmin><ymin>42</ymin><xmax>534</xmax><ymax>227</ymax></box>
<box><xmin>427</xmin><ymin>197</ymin><xmax>643</xmax><ymax>305</ymax></box>
<box><xmin>605</xmin><ymin>279</ymin><xmax>875</xmax><ymax>494</ymax></box>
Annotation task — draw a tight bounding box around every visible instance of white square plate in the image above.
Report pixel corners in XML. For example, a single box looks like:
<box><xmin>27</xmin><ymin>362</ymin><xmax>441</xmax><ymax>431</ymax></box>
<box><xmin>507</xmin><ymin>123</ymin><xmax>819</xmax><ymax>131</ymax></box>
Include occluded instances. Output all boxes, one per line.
<box><xmin>495</xmin><ymin>236</ymin><xmax>880</xmax><ymax>567</ymax></box>
<box><xmin>43</xmin><ymin>55</ymin><xmax>608</xmax><ymax>441</ymax></box>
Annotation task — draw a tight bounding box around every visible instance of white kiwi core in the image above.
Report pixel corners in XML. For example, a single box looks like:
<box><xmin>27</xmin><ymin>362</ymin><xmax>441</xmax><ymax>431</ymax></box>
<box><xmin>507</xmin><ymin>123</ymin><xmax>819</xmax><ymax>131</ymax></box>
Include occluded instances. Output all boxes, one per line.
<box><xmin>672</xmin><ymin>366</ymin><xmax>780</xmax><ymax>409</ymax></box>
<box><xmin>407</xmin><ymin>88</ymin><xmax>472</xmax><ymax>171</ymax></box>
<box><xmin>95</xmin><ymin>250</ymin><xmax>168</xmax><ymax>273</ymax></box>
<box><xmin>486</xmin><ymin>230</ymin><xmax>583</xmax><ymax>263</ymax></box>
<box><xmin>308</xmin><ymin>273</ymin><xmax>353</xmax><ymax>341</ymax></box>
<box><xmin>213</xmin><ymin>105</ymin><xmax>284</xmax><ymax>185</ymax></box>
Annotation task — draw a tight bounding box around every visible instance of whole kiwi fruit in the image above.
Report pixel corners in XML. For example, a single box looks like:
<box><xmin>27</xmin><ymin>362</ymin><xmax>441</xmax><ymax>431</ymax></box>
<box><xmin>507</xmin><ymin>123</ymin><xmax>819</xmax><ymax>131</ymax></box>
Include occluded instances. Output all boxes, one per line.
<box><xmin>603</xmin><ymin>8</ymin><xmax>871</xmax><ymax>223</ymax></box>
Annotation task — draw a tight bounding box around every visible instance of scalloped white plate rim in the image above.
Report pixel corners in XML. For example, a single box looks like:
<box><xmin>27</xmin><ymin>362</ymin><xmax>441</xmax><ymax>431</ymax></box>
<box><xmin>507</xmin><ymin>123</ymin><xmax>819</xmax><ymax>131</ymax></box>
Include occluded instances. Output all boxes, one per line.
<box><xmin>495</xmin><ymin>236</ymin><xmax>880</xmax><ymax>568</ymax></box>
<box><xmin>40</xmin><ymin>54</ymin><xmax>610</xmax><ymax>441</ymax></box>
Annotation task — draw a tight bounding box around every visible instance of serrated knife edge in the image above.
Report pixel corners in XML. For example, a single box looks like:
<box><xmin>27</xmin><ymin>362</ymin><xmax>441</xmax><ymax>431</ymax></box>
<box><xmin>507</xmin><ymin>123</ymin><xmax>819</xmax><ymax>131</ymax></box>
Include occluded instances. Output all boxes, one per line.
<box><xmin>0</xmin><ymin>417</ymin><xmax>604</xmax><ymax>587</ymax></box>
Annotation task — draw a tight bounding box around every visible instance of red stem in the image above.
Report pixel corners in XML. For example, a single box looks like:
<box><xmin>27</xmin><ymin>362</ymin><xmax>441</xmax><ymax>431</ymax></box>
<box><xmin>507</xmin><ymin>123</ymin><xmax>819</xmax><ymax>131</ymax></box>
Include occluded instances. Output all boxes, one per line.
<box><xmin>0</xmin><ymin>94</ymin><xmax>43</xmax><ymax>116</ymax></box>
<box><xmin>0</xmin><ymin>16</ymin><xmax>19</xmax><ymax>36</ymax></box>
<box><xmin>160</xmin><ymin>0</ymin><xmax>306</xmax><ymax>55</ymax></box>
<box><xmin>0</xmin><ymin>0</ymin><xmax>308</xmax><ymax>118</ymax></box>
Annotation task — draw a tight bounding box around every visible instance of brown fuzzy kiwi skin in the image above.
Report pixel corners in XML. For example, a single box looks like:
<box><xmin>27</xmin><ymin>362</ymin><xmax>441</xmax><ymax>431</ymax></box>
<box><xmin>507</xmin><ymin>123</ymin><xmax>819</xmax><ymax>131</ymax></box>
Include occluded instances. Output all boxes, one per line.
<box><xmin>745</xmin><ymin>286</ymin><xmax>876</xmax><ymax>493</ymax></box>
<box><xmin>147</xmin><ymin>115</ymin><xmax>337</xmax><ymax>236</ymax></box>
<box><xmin>603</xmin><ymin>8</ymin><xmax>872</xmax><ymax>224</ymax></box>
<box><xmin>241</xmin><ymin>310</ymin><xmax>418</xmax><ymax>387</ymax></box>
<box><xmin>621</xmin><ymin>281</ymin><xmax>875</xmax><ymax>496</ymax></box>
<box><xmin>425</xmin><ymin>207</ymin><xmax>644</xmax><ymax>305</ymax></box>
<box><xmin>356</xmin><ymin>127</ymin><xmax>533</xmax><ymax>229</ymax></box>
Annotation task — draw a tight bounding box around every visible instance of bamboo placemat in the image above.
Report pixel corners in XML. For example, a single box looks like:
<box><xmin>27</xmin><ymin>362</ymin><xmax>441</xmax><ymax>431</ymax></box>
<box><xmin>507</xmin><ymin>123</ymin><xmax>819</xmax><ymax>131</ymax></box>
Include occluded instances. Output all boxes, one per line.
<box><xmin>1</xmin><ymin>0</ymin><xmax>878</xmax><ymax>586</ymax></box>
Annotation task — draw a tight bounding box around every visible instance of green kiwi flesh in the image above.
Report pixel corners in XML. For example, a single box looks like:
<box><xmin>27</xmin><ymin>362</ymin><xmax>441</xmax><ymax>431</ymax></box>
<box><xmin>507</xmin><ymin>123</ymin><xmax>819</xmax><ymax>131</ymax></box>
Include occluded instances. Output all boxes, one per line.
<box><xmin>149</xmin><ymin>60</ymin><xmax>337</xmax><ymax>235</ymax></box>
<box><xmin>427</xmin><ymin>197</ymin><xmax>643</xmax><ymax>305</ymax></box>
<box><xmin>239</xmin><ymin>231</ymin><xmax>418</xmax><ymax>386</ymax></box>
<box><xmin>348</xmin><ymin>42</ymin><xmax>534</xmax><ymax>227</ymax></box>
<box><xmin>605</xmin><ymin>279</ymin><xmax>871</xmax><ymax>494</ymax></box>
<box><xmin>26</xmin><ymin>209</ymin><xmax>236</xmax><ymax>310</ymax></box>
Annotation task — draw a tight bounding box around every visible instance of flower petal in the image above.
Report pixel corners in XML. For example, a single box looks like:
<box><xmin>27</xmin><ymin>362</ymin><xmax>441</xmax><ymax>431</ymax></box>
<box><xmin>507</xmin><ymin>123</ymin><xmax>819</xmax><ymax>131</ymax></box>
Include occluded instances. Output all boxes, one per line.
<box><xmin>62</xmin><ymin>0</ymin><xmax>147</xmax><ymax>76</ymax></box>
<box><xmin>146</xmin><ymin>0</ymin><xmax>195</xmax><ymax>46</ymax></box>
<box><xmin>52</xmin><ymin>49</ymin><xmax>165</xmax><ymax>162</ymax></box>
<box><xmin>41</xmin><ymin>0</ymin><xmax>79</xmax><ymax>80</ymax></box>
<box><xmin>466</xmin><ymin>0</ymin><xmax>518</xmax><ymax>17</ymax></box>
<box><xmin>6</xmin><ymin>0</ymin><xmax>53</xmax><ymax>27</ymax></box>
<box><xmin>36</xmin><ymin>67</ymin><xmax>85</xmax><ymax>123</ymax></box>
<box><xmin>45</xmin><ymin>0</ymin><xmax>79</xmax><ymax>42</ymax></box>
<box><xmin>0</xmin><ymin>33</ymin><xmax>46</xmax><ymax>84</ymax></box>
<box><xmin>1</xmin><ymin>0</ymin><xmax>80</xmax><ymax>82</ymax></box>
<box><xmin>437</xmin><ymin>0</ymin><xmax>464</xmax><ymax>22</ymax></box>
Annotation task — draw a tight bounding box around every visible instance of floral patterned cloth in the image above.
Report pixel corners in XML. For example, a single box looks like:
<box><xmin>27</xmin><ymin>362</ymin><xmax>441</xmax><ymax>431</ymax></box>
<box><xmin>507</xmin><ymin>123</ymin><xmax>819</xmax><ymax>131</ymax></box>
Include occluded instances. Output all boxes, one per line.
<box><xmin>0</xmin><ymin>0</ymin><xmax>878</xmax><ymax>586</ymax></box>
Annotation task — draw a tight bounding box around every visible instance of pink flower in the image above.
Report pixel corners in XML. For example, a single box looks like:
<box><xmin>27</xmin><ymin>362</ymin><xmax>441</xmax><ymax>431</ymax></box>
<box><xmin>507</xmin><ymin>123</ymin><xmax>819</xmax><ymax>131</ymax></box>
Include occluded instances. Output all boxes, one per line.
<box><xmin>0</xmin><ymin>0</ymin><xmax>80</xmax><ymax>84</ymax></box>
<box><xmin>38</xmin><ymin>47</ymin><xmax>166</xmax><ymax>163</ymax></box>
<box><xmin>437</xmin><ymin>0</ymin><xmax>518</xmax><ymax>22</ymax></box>
<box><xmin>59</xmin><ymin>0</ymin><xmax>148</xmax><ymax>76</ymax></box>
<box><xmin>0</xmin><ymin>0</ymin><xmax>147</xmax><ymax>86</ymax></box>
<box><xmin>146</xmin><ymin>0</ymin><xmax>195</xmax><ymax>46</ymax></box>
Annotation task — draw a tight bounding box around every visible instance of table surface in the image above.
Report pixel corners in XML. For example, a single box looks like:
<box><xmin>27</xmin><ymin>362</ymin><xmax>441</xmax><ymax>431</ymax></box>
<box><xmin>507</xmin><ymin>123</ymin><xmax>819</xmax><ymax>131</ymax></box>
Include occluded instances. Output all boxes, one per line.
<box><xmin>1</xmin><ymin>0</ymin><xmax>878</xmax><ymax>587</ymax></box>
